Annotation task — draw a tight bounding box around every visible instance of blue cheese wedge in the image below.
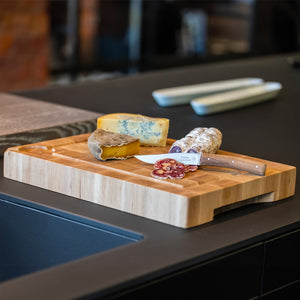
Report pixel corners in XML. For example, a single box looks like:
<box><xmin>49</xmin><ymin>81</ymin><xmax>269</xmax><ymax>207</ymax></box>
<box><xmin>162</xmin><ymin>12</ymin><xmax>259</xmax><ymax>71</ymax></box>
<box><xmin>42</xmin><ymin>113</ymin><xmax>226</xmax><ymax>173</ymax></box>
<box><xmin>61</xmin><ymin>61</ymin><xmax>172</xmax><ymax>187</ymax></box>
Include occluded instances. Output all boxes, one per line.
<box><xmin>97</xmin><ymin>113</ymin><xmax>169</xmax><ymax>147</ymax></box>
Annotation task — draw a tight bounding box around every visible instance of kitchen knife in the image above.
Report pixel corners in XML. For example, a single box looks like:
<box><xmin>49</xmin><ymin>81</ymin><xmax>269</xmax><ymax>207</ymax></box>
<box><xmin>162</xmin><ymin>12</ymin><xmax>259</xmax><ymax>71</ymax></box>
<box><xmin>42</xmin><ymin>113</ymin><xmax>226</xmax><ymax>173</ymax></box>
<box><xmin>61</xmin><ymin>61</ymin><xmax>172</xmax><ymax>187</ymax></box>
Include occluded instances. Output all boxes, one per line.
<box><xmin>134</xmin><ymin>153</ymin><xmax>266</xmax><ymax>176</ymax></box>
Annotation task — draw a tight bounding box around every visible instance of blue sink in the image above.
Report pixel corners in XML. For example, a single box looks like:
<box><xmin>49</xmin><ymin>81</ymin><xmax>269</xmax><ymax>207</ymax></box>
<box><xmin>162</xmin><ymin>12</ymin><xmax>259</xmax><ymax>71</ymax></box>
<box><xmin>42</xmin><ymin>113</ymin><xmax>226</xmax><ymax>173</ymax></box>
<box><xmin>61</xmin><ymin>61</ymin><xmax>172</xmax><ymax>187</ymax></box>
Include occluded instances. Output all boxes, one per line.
<box><xmin>0</xmin><ymin>195</ymin><xmax>143</xmax><ymax>283</ymax></box>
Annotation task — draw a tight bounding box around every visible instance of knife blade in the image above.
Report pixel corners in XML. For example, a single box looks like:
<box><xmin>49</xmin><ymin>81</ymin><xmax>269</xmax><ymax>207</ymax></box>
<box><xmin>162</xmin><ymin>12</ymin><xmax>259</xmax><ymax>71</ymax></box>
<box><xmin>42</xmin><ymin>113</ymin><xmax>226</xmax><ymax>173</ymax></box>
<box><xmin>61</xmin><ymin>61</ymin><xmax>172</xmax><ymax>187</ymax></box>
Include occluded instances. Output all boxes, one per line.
<box><xmin>134</xmin><ymin>153</ymin><xmax>266</xmax><ymax>176</ymax></box>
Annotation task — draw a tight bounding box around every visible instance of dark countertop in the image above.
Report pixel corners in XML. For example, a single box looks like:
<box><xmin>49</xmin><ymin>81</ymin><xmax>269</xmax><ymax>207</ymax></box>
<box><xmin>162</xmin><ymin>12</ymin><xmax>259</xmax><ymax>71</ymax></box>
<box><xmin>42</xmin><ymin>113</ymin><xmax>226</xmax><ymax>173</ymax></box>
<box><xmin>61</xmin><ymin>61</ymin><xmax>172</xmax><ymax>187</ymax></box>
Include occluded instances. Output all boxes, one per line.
<box><xmin>1</xmin><ymin>53</ymin><xmax>299</xmax><ymax>299</ymax></box>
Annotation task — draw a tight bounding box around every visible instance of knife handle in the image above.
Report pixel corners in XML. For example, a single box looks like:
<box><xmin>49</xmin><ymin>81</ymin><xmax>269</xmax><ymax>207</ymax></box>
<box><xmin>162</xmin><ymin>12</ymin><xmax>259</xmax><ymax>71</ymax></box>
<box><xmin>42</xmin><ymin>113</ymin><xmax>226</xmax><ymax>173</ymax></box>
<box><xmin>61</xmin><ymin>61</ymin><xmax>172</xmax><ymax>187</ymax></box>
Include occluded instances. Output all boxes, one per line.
<box><xmin>200</xmin><ymin>153</ymin><xmax>266</xmax><ymax>176</ymax></box>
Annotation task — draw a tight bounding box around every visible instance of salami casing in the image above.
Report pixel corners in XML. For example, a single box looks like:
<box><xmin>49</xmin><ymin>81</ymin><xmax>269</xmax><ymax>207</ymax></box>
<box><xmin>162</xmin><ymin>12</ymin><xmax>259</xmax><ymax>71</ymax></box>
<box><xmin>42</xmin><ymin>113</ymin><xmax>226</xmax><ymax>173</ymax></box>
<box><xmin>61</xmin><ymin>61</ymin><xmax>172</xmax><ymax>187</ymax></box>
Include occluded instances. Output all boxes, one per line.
<box><xmin>169</xmin><ymin>127</ymin><xmax>222</xmax><ymax>154</ymax></box>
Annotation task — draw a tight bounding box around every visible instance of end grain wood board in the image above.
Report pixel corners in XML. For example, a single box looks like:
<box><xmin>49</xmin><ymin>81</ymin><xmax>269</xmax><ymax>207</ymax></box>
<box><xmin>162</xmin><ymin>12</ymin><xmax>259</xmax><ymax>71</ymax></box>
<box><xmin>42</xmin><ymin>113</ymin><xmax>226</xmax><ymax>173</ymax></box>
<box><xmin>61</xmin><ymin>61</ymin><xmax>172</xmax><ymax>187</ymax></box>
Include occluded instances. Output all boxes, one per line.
<box><xmin>0</xmin><ymin>93</ymin><xmax>100</xmax><ymax>156</ymax></box>
<box><xmin>4</xmin><ymin>134</ymin><xmax>296</xmax><ymax>228</ymax></box>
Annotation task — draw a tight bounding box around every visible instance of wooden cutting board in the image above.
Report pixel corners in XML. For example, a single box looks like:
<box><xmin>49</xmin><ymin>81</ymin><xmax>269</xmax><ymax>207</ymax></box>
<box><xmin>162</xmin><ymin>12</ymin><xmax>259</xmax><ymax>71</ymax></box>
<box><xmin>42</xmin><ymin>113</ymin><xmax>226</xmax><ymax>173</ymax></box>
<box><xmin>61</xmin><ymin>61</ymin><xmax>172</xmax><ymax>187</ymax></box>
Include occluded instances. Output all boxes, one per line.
<box><xmin>0</xmin><ymin>93</ymin><xmax>100</xmax><ymax>156</ymax></box>
<box><xmin>4</xmin><ymin>134</ymin><xmax>296</xmax><ymax>228</ymax></box>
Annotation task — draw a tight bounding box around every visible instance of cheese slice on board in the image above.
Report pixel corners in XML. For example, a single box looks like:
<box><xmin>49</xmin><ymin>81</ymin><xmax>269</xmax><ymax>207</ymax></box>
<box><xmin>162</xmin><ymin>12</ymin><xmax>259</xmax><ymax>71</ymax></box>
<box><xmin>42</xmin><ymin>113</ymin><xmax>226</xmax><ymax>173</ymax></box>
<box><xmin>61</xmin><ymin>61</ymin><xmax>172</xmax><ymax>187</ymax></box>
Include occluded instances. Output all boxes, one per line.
<box><xmin>97</xmin><ymin>113</ymin><xmax>169</xmax><ymax>147</ymax></box>
<box><xmin>88</xmin><ymin>129</ymin><xmax>140</xmax><ymax>161</ymax></box>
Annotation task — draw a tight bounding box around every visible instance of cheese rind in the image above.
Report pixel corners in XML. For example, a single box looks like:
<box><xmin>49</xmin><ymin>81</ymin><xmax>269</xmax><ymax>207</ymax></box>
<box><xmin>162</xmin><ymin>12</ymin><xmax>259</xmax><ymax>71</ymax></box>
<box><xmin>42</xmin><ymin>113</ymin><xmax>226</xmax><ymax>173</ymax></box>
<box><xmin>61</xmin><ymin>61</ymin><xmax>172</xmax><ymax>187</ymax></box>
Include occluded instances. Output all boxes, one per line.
<box><xmin>97</xmin><ymin>113</ymin><xmax>169</xmax><ymax>147</ymax></box>
<box><xmin>88</xmin><ymin>129</ymin><xmax>140</xmax><ymax>161</ymax></box>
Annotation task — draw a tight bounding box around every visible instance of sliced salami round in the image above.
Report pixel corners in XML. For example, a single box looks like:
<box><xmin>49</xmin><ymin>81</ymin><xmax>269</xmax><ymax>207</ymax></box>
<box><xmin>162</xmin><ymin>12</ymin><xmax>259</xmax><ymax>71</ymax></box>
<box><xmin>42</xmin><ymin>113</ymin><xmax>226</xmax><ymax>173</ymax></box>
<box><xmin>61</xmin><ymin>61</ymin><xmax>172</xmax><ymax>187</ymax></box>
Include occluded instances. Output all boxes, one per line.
<box><xmin>151</xmin><ymin>169</ymin><xmax>169</xmax><ymax>179</ymax></box>
<box><xmin>154</xmin><ymin>158</ymin><xmax>185</xmax><ymax>171</ymax></box>
<box><xmin>185</xmin><ymin>165</ymin><xmax>198</xmax><ymax>172</ymax></box>
<box><xmin>168</xmin><ymin>170</ymin><xmax>185</xmax><ymax>179</ymax></box>
<box><xmin>151</xmin><ymin>158</ymin><xmax>187</xmax><ymax>180</ymax></box>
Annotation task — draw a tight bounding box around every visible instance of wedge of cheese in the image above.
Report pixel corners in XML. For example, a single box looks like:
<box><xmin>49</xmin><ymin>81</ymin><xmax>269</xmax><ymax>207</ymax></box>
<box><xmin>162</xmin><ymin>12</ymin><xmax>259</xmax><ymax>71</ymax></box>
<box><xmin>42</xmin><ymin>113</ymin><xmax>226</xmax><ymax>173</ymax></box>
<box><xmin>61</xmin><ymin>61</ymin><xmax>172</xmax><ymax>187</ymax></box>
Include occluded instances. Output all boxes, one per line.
<box><xmin>97</xmin><ymin>113</ymin><xmax>169</xmax><ymax>147</ymax></box>
<box><xmin>88</xmin><ymin>129</ymin><xmax>140</xmax><ymax>161</ymax></box>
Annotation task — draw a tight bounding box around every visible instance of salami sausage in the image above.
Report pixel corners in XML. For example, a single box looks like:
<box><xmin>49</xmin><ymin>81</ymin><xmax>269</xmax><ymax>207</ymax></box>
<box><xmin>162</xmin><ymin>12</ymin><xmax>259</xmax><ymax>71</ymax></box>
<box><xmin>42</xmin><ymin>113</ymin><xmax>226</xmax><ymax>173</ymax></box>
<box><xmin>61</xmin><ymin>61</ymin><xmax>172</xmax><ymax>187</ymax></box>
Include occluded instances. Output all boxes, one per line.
<box><xmin>169</xmin><ymin>127</ymin><xmax>222</xmax><ymax>154</ymax></box>
<box><xmin>151</xmin><ymin>158</ymin><xmax>186</xmax><ymax>179</ymax></box>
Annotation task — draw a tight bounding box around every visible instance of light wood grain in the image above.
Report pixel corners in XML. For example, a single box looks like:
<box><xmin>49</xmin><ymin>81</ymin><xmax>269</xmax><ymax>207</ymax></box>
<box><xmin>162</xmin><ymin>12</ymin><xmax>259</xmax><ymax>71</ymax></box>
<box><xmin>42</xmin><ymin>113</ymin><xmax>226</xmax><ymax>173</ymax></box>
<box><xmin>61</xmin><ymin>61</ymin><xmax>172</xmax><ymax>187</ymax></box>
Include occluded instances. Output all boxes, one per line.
<box><xmin>4</xmin><ymin>134</ymin><xmax>296</xmax><ymax>228</ymax></box>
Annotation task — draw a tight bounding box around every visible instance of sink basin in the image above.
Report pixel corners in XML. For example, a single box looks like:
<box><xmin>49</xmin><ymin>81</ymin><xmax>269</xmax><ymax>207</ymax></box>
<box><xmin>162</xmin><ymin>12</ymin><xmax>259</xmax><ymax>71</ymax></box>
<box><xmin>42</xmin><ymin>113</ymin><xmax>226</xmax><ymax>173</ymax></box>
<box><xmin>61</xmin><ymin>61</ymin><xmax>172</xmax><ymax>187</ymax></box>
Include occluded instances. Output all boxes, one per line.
<box><xmin>0</xmin><ymin>195</ymin><xmax>143</xmax><ymax>283</ymax></box>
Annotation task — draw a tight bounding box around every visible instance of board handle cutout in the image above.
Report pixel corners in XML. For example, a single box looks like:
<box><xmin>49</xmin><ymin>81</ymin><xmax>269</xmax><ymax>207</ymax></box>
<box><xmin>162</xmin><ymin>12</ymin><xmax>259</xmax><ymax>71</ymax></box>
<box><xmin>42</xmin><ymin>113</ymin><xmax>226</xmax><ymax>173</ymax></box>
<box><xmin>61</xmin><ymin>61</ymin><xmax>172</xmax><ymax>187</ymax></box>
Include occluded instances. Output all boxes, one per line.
<box><xmin>214</xmin><ymin>192</ymin><xmax>275</xmax><ymax>217</ymax></box>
